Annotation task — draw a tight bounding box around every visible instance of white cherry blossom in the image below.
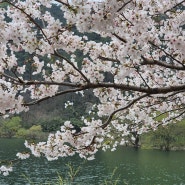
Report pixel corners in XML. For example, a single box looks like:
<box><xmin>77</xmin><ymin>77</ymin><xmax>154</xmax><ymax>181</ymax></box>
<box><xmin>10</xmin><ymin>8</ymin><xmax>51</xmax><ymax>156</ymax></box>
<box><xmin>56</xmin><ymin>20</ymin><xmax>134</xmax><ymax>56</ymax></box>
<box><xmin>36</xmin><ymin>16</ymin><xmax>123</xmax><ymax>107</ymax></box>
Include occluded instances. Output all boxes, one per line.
<box><xmin>0</xmin><ymin>0</ymin><xmax>185</xmax><ymax>175</ymax></box>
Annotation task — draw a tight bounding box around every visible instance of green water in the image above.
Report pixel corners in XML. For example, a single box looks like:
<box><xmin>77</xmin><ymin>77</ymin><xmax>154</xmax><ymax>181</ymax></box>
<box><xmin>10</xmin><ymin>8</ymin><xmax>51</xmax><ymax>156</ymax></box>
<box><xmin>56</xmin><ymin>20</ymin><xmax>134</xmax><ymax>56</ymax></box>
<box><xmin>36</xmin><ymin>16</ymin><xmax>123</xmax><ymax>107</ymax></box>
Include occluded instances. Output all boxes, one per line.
<box><xmin>0</xmin><ymin>138</ymin><xmax>185</xmax><ymax>185</ymax></box>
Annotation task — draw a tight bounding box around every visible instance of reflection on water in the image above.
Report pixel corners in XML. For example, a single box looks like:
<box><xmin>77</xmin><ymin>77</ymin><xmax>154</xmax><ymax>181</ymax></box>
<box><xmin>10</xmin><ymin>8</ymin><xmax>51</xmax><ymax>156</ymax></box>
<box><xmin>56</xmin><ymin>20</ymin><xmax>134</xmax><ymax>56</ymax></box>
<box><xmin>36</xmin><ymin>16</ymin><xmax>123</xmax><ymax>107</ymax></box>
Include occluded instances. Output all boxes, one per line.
<box><xmin>1</xmin><ymin>138</ymin><xmax>185</xmax><ymax>185</ymax></box>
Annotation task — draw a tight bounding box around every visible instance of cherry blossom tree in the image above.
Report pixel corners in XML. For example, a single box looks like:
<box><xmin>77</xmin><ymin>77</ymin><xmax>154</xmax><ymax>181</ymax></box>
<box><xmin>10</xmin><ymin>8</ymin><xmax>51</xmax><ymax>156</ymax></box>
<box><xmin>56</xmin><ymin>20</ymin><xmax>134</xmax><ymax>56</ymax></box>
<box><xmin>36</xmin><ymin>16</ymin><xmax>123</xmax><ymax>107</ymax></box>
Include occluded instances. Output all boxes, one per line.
<box><xmin>0</xmin><ymin>0</ymin><xmax>185</xmax><ymax>175</ymax></box>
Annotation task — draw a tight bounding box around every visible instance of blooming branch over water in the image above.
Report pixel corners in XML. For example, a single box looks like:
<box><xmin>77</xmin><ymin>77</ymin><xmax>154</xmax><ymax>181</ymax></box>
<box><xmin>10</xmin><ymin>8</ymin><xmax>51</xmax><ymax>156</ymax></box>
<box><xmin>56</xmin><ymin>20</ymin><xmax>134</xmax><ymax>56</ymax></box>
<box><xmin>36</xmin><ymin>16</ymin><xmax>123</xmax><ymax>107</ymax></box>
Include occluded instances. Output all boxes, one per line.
<box><xmin>0</xmin><ymin>0</ymin><xmax>185</xmax><ymax>175</ymax></box>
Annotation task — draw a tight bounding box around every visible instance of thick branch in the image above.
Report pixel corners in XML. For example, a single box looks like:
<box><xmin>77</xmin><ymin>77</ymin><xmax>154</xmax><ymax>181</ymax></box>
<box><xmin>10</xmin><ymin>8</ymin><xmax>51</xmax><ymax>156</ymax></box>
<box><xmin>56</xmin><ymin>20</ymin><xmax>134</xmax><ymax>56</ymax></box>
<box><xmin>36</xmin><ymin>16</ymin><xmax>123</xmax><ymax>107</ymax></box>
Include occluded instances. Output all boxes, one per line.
<box><xmin>2</xmin><ymin>72</ymin><xmax>185</xmax><ymax>96</ymax></box>
<box><xmin>0</xmin><ymin>72</ymin><xmax>81</xmax><ymax>88</ymax></box>
<box><xmin>83</xmin><ymin>82</ymin><xmax>185</xmax><ymax>94</ymax></box>
<box><xmin>20</xmin><ymin>82</ymin><xmax>185</xmax><ymax>95</ymax></box>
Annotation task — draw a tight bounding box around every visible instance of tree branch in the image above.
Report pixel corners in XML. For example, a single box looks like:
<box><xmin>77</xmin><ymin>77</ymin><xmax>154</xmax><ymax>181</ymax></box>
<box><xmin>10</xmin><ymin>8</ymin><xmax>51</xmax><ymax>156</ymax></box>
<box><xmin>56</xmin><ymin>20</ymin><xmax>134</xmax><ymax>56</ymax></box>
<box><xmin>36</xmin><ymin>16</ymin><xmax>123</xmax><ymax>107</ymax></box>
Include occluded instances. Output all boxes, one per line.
<box><xmin>163</xmin><ymin>110</ymin><xmax>185</xmax><ymax>124</ymax></box>
<box><xmin>153</xmin><ymin>107</ymin><xmax>185</xmax><ymax>120</ymax></box>
<box><xmin>0</xmin><ymin>72</ymin><xmax>20</xmax><ymax>84</ymax></box>
<box><xmin>83</xmin><ymin>82</ymin><xmax>185</xmax><ymax>94</ymax></box>
<box><xmin>112</xmin><ymin>33</ymin><xmax>127</xmax><ymax>43</ymax></box>
<box><xmin>117</xmin><ymin>0</ymin><xmax>133</xmax><ymax>12</ymax></box>
<box><xmin>5</xmin><ymin>0</ymin><xmax>52</xmax><ymax>45</ymax></box>
<box><xmin>149</xmin><ymin>41</ymin><xmax>185</xmax><ymax>68</ymax></box>
<box><xmin>54</xmin><ymin>0</ymin><xmax>76</xmax><ymax>13</ymax></box>
<box><xmin>133</xmin><ymin>64</ymin><xmax>151</xmax><ymax>89</ymax></box>
<box><xmin>24</xmin><ymin>81</ymin><xmax>80</xmax><ymax>87</ymax></box>
<box><xmin>98</xmin><ymin>56</ymin><xmax>120</xmax><ymax>63</ymax></box>
<box><xmin>141</xmin><ymin>56</ymin><xmax>185</xmax><ymax>70</ymax></box>
<box><xmin>164</xmin><ymin>0</ymin><xmax>185</xmax><ymax>14</ymax></box>
<box><xmin>101</xmin><ymin>93</ymin><xmax>148</xmax><ymax>129</ymax></box>
<box><xmin>24</xmin><ymin>87</ymin><xmax>84</xmax><ymax>106</ymax></box>
<box><xmin>53</xmin><ymin>51</ymin><xmax>90</xmax><ymax>83</ymax></box>
<box><xmin>120</xmin><ymin>13</ymin><xmax>134</xmax><ymax>26</ymax></box>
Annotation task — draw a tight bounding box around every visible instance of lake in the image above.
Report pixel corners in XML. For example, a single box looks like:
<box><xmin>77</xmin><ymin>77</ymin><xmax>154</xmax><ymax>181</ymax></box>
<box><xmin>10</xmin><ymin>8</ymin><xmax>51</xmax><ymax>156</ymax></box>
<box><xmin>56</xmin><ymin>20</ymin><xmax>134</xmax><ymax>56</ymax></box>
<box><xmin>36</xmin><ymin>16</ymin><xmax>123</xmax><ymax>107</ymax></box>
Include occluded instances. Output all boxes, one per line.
<box><xmin>1</xmin><ymin>138</ymin><xmax>185</xmax><ymax>185</ymax></box>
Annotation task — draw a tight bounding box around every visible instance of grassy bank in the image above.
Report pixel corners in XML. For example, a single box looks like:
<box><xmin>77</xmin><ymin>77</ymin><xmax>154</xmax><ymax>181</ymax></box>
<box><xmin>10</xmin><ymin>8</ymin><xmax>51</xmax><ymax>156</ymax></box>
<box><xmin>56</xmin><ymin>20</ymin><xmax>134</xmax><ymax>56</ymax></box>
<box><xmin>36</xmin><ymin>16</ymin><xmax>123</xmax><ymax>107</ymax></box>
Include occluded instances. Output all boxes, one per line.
<box><xmin>141</xmin><ymin>119</ymin><xmax>185</xmax><ymax>151</ymax></box>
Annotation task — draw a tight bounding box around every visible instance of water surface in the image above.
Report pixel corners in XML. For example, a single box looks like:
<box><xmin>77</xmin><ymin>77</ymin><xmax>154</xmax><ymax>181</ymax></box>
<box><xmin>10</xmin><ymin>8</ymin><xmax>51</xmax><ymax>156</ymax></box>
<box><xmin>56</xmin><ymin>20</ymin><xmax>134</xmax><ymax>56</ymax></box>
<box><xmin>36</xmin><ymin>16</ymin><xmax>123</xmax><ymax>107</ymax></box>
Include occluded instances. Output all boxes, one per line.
<box><xmin>1</xmin><ymin>138</ymin><xmax>185</xmax><ymax>185</ymax></box>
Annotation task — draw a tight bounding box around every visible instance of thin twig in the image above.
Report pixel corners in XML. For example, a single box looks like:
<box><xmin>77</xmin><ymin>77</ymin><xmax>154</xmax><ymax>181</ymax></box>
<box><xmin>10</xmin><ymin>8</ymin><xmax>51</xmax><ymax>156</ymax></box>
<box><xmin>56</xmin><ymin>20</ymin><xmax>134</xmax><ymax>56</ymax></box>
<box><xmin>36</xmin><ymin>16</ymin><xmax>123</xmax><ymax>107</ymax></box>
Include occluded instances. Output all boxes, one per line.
<box><xmin>24</xmin><ymin>87</ymin><xmax>84</xmax><ymax>106</ymax></box>
<box><xmin>101</xmin><ymin>93</ymin><xmax>148</xmax><ymax>129</ymax></box>
<box><xmin>141</xmin><ymin>55</ymin><xmax>185</xmax><ymax>70</ymax></box>
<box><xmin>117</xmin><ymin>0</ymin><xmax>133</xmax><ymax>12</ymax></box>
<box><xmin>148</xmin><ymin>41</ymin><xmax>185</xmax><ymax>68</ymax></box>
<box><xmin>164</xmin><ymin>0</ymin><xmax>185</xmax><ymax>14</ymax></box>
<box><xmin>53</xmin><ymin>50</ymin><xmax>90</xmax><ymax>83</ymax></box>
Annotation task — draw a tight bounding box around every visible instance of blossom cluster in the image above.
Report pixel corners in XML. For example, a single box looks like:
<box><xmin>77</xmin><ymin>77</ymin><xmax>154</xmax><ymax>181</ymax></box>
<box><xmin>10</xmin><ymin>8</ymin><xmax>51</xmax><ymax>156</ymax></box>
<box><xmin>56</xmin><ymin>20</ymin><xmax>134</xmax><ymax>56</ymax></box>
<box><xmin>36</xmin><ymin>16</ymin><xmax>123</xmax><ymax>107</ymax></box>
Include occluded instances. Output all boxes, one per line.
<box><xmin>0</xmin><ymin>0</ymin><xmax>185</xmax><ymax>175</ymax></box>
<box><xmin>0</xmin><ymin>165</ymin><xmax>13</xmax><ymax>176</ymax></box>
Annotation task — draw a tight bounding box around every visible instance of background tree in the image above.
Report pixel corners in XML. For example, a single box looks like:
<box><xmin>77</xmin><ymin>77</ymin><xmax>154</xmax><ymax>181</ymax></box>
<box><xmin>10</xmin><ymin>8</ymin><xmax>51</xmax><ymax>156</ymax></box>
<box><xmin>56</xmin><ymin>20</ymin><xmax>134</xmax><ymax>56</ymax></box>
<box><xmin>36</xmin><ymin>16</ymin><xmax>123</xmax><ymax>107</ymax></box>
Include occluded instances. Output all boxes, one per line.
<box><xmin>0</xmin><ymin>0</ymin><xmax>185</xmax><ymax>175</ymax></box>
<box><xmin>0</xmin><ymin>117</ymin><xmax>21</xmax><ymax>138</ymax></box>
<box><xmin>151</xmin><ymin>125</ymin><xmax>176</xmax><ymax>151</ymax></box>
